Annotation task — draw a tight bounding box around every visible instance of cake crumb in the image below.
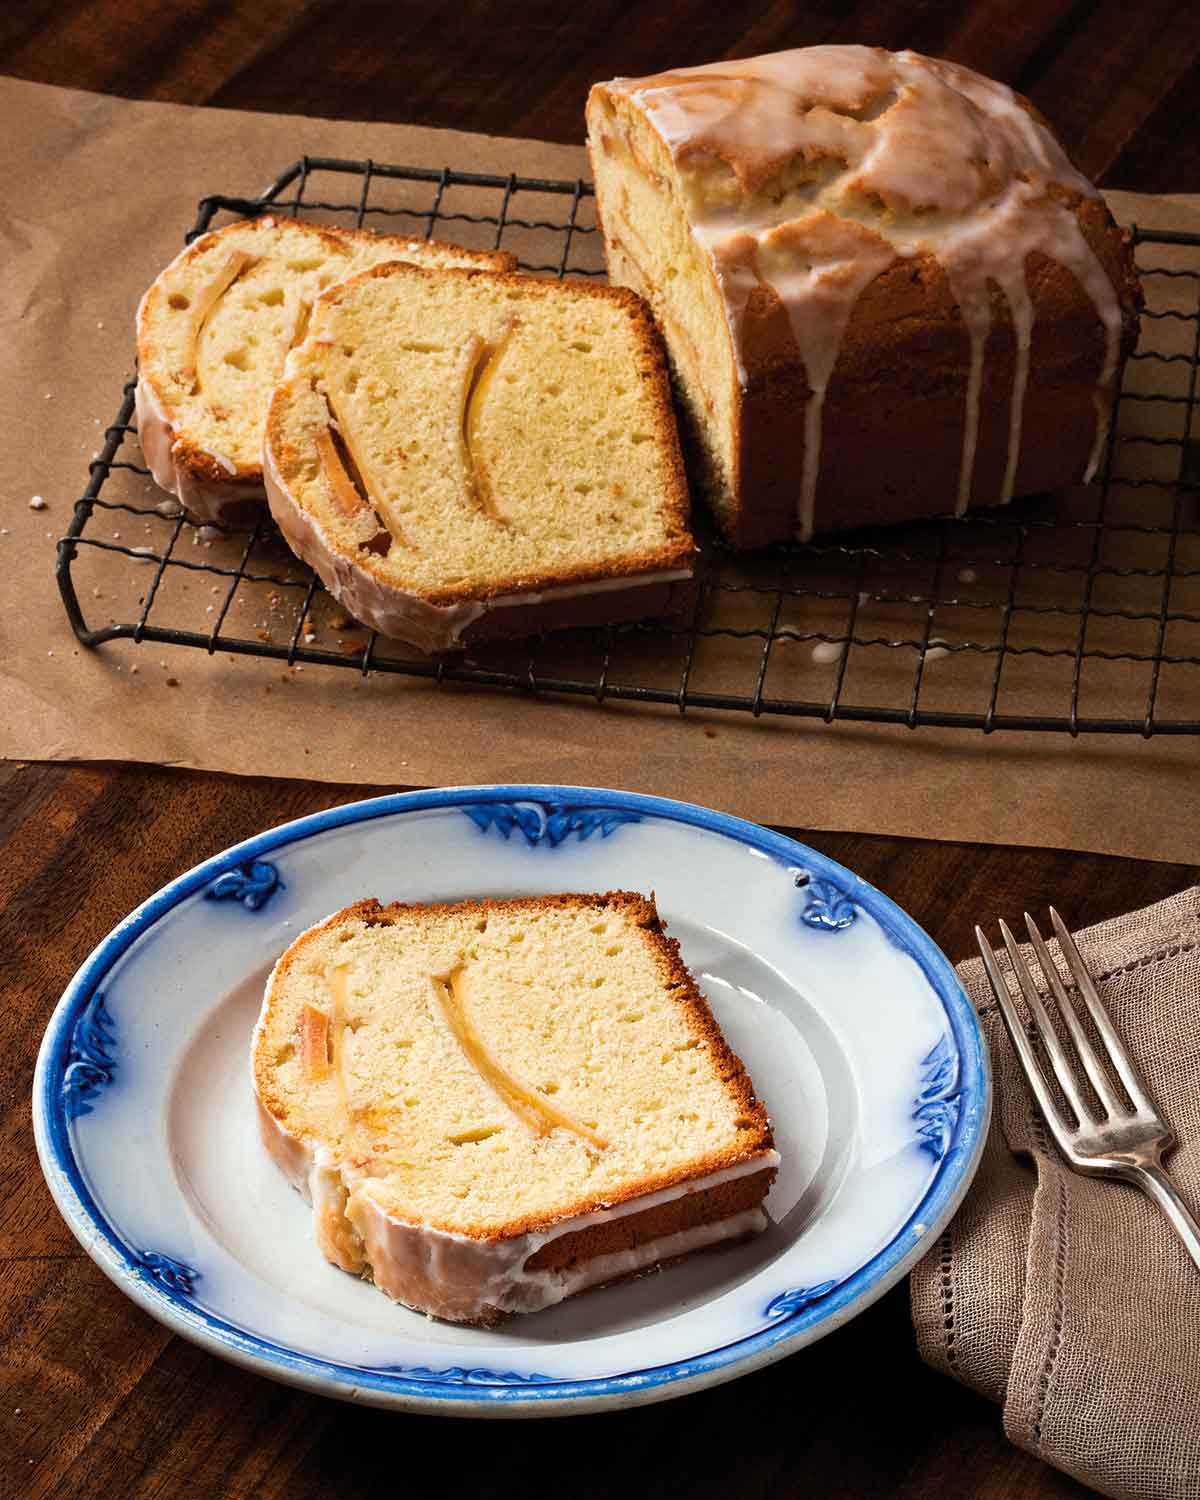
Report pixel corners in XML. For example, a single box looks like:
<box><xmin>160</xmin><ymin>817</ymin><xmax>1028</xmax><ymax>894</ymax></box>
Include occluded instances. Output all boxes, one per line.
<box><xmin>703</xmin><ymin>725</ymin><xmax>717</xmax><ymax>738</ymax></box>
<box><xmin>29</xmin><ymin>495</ymin><xmax>46</xmax><ymax>510</ymax></box>
<box><xmin>166</xmin><ymin>677</ymin><xmax>179</xmax><ymax>687</ymax></box>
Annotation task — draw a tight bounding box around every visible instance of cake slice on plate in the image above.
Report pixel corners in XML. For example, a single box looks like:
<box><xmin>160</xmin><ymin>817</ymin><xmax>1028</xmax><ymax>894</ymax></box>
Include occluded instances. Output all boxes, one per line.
<box><xmin>587</xmin><ymin>46</ymin><xmax>1140</xmax><ymax>546</ymax></box>
<box><xmin>135</xmin><ymin>216</ymin><xmax>515</xmax><ymax>522</ymax></box>
<box><xmin>263</xmin><ymin>260</ymin><xmax>696</xmax><ymax>651</ymax></box>
<box><xmin>251</xmin><ymin>891</ymin><xmax>778</xmax><ymax>1325</ymax></box>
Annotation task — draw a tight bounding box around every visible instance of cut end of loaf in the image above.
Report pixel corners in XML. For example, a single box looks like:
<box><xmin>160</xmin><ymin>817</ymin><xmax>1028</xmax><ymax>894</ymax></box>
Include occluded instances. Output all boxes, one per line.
<box><xmin>588</xmin><ymin>47</ymin><xmax>1142</xmax><ymax>547</ymax></box>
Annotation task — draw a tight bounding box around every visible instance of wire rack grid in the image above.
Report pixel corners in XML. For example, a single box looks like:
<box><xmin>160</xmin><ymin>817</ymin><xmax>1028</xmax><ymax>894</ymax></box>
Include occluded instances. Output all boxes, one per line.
<box><xmin>57</xmin><ymin>155</ymin><xmax>1200</xmax><ymax>735</ymax></box>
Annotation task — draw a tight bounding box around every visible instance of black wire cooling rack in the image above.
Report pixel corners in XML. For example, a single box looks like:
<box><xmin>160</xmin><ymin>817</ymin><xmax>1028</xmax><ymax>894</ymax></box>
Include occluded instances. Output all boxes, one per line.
<box><xmin>57</xmin><ymin>156</ymin><xmax>1200</xmax><ymax>735</ymax></box>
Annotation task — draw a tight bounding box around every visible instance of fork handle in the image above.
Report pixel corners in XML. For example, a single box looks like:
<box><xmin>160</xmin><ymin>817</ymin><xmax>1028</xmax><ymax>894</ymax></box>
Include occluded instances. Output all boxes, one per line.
<box><xmin>1125</xmin><ymin>1161</ymin><xmax>1200</xmax><ymax>1272</ymax></box>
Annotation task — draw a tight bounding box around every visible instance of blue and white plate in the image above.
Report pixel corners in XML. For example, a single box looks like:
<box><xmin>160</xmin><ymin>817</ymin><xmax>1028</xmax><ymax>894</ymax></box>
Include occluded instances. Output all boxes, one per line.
<box><xmin>34</xmin><ymin>785</ymin><xmax>988</xmax><ymax>1417</ymax></box>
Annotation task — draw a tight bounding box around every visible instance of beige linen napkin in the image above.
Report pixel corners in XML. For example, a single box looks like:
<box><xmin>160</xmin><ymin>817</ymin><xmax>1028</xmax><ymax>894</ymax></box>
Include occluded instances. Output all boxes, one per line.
<box><xmin>912</xmin><ymin>889</ymin><xmax>1200</xmax><ymax>1499</ymax></box>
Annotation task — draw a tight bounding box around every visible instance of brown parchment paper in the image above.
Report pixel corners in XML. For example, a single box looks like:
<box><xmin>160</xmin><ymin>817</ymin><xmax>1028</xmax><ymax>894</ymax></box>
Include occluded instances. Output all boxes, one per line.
<box><xmin>1</xmin><ymin>75</ymin><xmax>1198</xmax><ymax>863</ymax></box>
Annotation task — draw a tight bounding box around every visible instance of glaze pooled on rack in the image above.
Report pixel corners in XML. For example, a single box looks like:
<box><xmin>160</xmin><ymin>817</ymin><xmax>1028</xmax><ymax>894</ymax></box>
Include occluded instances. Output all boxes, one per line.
<box><xmin>587</xmin><ymin>46</ymin><xmax>1142</xmax><ymax>547</ymax></box>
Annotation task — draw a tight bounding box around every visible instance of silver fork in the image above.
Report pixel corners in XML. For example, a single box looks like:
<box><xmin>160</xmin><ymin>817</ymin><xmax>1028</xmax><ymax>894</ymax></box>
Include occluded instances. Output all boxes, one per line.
<box><xmin>975</xmin><ymin>906</ymin><xmax>1200</xmax><ymax>1270</ymax></box>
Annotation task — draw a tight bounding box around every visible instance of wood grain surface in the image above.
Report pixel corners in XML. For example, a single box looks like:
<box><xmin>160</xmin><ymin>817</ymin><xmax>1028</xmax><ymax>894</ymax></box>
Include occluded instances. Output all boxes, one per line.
<box><xmin>5</xmin><ymin>759</ymin><xmax>1197</xmax><ymax>1500</ymax></box>
<box><xmin>3</xmin><ymin>0</ymin><xmax>1200</xmax><ymax>190</ymax></box>
<box><xmin>4</xmin><ymin>4</ymin><xmax>1200</xmax><ymax>1497</ymax></box>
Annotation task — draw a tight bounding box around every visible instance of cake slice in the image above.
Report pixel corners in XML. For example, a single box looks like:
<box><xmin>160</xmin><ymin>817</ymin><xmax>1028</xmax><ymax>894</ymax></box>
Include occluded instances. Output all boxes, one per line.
<box><xmin>251</xmin><ymin>892</ymin><xmax>778</xmax><ymax>1325</ymax></box>
<box><xmin>135</xmin><ymin>216</ymin><xmax>515</xmax><ymax>522</ymax></box>
<box><xmin>263</xmin><ymin>260</ymin><xmax>696</xmax><ymax>651</ymax></box>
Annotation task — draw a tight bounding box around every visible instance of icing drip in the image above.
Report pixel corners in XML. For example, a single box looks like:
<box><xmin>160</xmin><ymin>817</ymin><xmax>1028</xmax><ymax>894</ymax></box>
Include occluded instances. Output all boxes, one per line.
<box><xmin>954</xmin><ymin>302</ymin><xmax>989</xmax><ymax>516</ymax></box>
<box><xmin>758</xmin><ymin>222</ymin><xmax>896</xmax><ymax>539</ymax></box>
<box><xmin>936</xmin><ymin>187</ymin><xmax>1120</xmax><ymax>508</ymax></box>
<box><xmin>612</xmin><ymin>46</ymin><xmax>1127</xmax><ymax>537</ymax></box>
<box><xmin>1000</xmin><ymin>280</ymin><xmax>1033</xmax><ymax>507</ymax></box>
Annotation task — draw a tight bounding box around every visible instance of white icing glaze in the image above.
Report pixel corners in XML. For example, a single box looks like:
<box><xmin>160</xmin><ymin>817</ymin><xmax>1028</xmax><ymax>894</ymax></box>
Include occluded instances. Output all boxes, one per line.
<box><xmin>610</xmin><ymin>46</ymin><xmax>1127</xmax><ymax>537</ymax></box>
<box><xmin>134</xmin><ymin>233</ymin><xmax>266</xmax><ymax>524</ymax></box>
<box><xmin>263</xmin><ymin>440</ymin><xmax>694</xmax><ymax>654</ymax></box>
<box><xmin>256</xmin><ymin>1091</ymin><xmax>778</xmax><ymax>1324</ymax></box>
<box><xmin>811</xmin><ymin>639</ymin><xmax>847</xmax><ymax>666</ymax></box>
<box><xmin>134</xmin><ymin>372</ymin><xmax>265</xmax><ymax>523</ymax></box>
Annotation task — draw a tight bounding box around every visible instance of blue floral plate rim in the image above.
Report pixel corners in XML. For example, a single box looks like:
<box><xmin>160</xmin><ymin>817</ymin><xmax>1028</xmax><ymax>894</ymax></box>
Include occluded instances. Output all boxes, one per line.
<box><xmin>33</xmin><ymin>783</ymin><xmax>990</xmax><ymax>1414</ymax></box>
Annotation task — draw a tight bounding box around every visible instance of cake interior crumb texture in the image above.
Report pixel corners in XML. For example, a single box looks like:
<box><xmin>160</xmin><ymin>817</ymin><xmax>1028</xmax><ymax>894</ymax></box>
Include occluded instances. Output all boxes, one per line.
<box><xmin>136</xmin><ymin>217</ymin><xmax>511</xmax><ymax>482</ymax></box>
<box><xmin>254</xmin><ymin>893</ymin><xmax>774</xmax><ymax>1240</ymax></box>
<box><xmin>265</xmin><ymin>263</ymin><xmax>694</xmax><ymax>604</ymax></box>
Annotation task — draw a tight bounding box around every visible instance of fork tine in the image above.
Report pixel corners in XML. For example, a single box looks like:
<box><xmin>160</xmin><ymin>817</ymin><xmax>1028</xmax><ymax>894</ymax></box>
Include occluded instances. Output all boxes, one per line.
<box><xmin>997</xmin><ymin>919</ymin><xmax>1095</xmax><ymax>1127</ymax></box>
<box><xmin>1049</xmin><ymin>907</ymin><xmax>1155</xmax><ymax>1112</ymax></box>
<box><xmin>1024</xmin><ymin>912</ymin><xmax>1126</xmax><ymax>1119</ymax></box>
<box><xmin>975</xmin><ymin>926</ymin><xmax>1073</xmax><ymax>1146</ymax></box>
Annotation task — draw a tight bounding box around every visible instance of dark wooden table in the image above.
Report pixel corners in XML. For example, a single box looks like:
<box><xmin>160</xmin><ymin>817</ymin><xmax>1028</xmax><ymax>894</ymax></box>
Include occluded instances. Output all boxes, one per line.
<box><xmin>5</xmin><ymin>5</ymin><xmax>1200</xmax><ymax>1497</ymax></box>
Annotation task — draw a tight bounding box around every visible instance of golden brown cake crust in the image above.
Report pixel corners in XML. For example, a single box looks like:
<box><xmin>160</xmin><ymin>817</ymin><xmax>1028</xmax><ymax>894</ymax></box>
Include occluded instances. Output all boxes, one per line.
<box><xmin>587</xmin><ymin>53</ymin><xmax>1145</xmax><ymax>548</ymax></box>
<box><xmin>254</xmin><ymin>890</ymin><xmax>775</xmax><ymax>1244</ymax></box>
<box><xmin>524</xmin><ymin>1164</ymin><xmax>775</xmax><ymax>1271</ymax></box>
<box><xmin>457</xmin><ymin>574</ymin><xmax>697</xmax><ymax>644</ymax></box>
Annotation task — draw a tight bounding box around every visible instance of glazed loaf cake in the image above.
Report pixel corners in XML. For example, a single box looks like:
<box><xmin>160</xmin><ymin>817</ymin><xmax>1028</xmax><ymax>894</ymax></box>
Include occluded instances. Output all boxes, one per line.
<box><xmin>264</xmin><ymin>260</ymin><xmax>696</xmax><ymax>652</ymax></box>
<box><xmin>135</xmin><ymin>217</ymin><xmax>515</xmax><ymax>523</ymax></box>
<box><xmin>587</xmin><ymin>45</ymin><xmax>1143</xmax><ymax>547</ymax></box>
<box><xmin>252</xmin><ymin>892</ymin><xmax>778</xmax><ymax>1325</ymax></box>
